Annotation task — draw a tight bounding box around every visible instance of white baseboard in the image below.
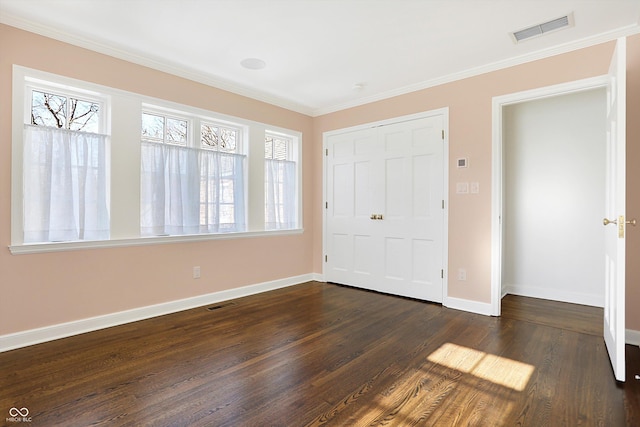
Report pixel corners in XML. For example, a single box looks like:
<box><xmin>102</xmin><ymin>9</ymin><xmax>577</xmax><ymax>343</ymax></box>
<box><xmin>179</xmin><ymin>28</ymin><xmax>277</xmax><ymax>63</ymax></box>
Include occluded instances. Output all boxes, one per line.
<box><xmin>0</xmin><ymin>273</ymin><xmax>315</xmax><ymax>353</ymax></box>
<box><xmin>310</xmin><ymin>272</ymin><xmax>325</xmax><ymax>282</ymax></box>
<box><xmin>627</xmin><ymin>329</ymin><xmax>640</xmax><ymax>347</ymax></box>
<box><xmin>504</xmin><ymin>283</ymin><xmax>603</xmax><ymax>308</ymax></box>
<box><xmin>3</xmin><ymin>274</ymin><xmax>635</xmax><ymax>352</ymax></box>
<box><xmin>444</xmin><ymin>296</ymin><xmax>493</xmax><ymax>316</ymax></box>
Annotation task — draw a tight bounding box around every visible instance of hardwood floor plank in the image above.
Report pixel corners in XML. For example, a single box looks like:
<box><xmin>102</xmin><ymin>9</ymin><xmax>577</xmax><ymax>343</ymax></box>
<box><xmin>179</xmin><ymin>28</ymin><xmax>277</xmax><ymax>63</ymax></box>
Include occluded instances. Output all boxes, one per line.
<box><xmin>500</xmin><ymin>294</ymin><xmax>604</xmax><ymax>336</ymax></box>
<box><xmin>1</xmin><ymin>282</ymin><xmax>638</xmax><ymax>426</ymax></box>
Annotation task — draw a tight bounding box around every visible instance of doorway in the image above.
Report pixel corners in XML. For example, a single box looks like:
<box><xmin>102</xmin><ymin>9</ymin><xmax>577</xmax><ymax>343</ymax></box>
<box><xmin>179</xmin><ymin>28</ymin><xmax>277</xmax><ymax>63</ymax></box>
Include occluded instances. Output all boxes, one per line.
<box><xmin>501</xmin><ymin>88</ymin><xmax>607</xmax><ymax>307</ymax></box>
<box><xmin>490</xmin><ymin>75</ymin><xmax>611</xmax><ymax>316</ymax></box>
<box><xmin>492</xmin><ymin>38</ymin><xmax>627</xmax><ymax>382</ymax></box>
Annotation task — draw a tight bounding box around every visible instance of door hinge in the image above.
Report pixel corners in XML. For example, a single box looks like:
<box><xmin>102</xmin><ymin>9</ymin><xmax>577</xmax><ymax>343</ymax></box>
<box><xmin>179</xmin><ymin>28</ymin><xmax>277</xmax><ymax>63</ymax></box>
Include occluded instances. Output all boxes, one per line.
<box><xmin>441</xmin><ymin>129</ymin><xmax>445</xmax><ymax>140</ymax></box>
<box><xmin>325</xmin><ymin>255</ymin><xmax>328</xmax><ymax>262</ymax></box>
<box><xmin>441</xmin><ymin>269</ymin><xmax>444</xmax><ymax>279</ymax></box>
<box><xmin>325</xmin><ymin>201</ymin><xmax>328</xmax><ymax>209</ymax></box>
<box><xmin>442</xmin><ymin>200</ymin><xmax>445</xmax><ymax>209</ymax></box>
<box><xmin>325</xmin><ymin>148</ymin><xmax>328</xmax><ymax>156</ymax></box>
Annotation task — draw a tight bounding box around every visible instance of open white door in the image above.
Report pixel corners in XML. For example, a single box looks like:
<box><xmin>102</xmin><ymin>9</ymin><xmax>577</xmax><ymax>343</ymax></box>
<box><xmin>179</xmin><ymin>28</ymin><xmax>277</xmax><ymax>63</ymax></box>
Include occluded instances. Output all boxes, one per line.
<box><xmin>603</xmin><ymin>37</ymin><xmax>626</xmax><ymax>382</ymax></box>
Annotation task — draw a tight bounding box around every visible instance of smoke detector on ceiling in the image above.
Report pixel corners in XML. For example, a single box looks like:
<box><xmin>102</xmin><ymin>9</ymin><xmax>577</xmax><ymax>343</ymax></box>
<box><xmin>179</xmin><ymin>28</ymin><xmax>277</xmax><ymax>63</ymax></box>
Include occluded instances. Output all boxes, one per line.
<box><xmin>511</xmin><ymin>13</ymin><xmax>574</xmax><ymax>43</ymax></box>
<box><xmin>240</xmin><ymin>58</ymin><xmax>266</xmax><ymax>70</ymax></box>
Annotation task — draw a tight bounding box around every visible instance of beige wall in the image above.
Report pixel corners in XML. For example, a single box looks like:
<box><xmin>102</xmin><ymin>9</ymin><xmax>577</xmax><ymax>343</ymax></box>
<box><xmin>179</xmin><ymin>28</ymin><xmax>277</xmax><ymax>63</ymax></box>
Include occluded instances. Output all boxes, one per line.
<box><xmin>0</xmin><ymin>24</ymin><xmax>315</xmax><ymax>335</ymax></box>
<box><xmin>1</xmin><ymin>23</ymin><xmax>639</xmax><ymax>337</ymax></box>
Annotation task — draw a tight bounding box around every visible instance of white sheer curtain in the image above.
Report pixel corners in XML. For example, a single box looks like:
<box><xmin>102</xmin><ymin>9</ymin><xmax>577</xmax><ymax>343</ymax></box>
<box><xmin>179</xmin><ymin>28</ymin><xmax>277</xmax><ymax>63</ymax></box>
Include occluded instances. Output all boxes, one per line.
<box><xmin>199</xmin><ymin>149</ymin><xmax>246</xmax><ymax>233</ymax></box>
<box><xmin>140</xmin><ymin>142</ymin><xmax>246</xmax><ymax>236</ymax></box>
<box><xmin>265</xmin><ymin>159</ymin><xmax>296</xmax><ymax>230</ymax></box>
<box><xmin>23</xmin><ymin>124</ymin><xmax>109</xmax><ymax>243</ymax></box>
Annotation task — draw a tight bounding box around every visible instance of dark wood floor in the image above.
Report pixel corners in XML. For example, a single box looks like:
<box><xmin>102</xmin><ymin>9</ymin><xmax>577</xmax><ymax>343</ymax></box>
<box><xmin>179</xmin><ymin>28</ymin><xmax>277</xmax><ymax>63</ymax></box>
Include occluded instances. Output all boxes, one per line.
<box><xmin>1</xmin><ymin>282</ymin><xmax>639</xmax><ymax>426</ymax></box>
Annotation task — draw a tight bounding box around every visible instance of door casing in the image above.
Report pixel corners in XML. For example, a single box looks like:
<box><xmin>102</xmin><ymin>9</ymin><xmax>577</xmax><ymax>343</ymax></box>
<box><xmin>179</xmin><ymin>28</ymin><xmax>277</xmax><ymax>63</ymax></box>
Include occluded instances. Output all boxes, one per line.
<box><xmin>491</xmin><ymin>75</ymin><xmax>611</xmax><ymax>316</ymax></box>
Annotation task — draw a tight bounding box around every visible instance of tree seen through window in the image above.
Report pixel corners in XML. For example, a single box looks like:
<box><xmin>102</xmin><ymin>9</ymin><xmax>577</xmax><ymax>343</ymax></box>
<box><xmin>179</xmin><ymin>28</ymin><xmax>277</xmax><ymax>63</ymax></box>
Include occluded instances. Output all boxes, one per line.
<box><xmin>31</xmin><ymin>90</ymin><xmax>100</xmax><ymax>133</ymax></box>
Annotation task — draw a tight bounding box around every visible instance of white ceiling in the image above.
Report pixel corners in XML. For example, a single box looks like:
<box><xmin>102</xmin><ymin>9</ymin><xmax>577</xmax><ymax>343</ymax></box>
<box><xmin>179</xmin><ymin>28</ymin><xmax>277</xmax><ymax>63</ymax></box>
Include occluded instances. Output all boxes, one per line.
<box><xmin>1</xmin><ymin>0</ymin><xmax>639</xmax><ymax>116</ymax></box>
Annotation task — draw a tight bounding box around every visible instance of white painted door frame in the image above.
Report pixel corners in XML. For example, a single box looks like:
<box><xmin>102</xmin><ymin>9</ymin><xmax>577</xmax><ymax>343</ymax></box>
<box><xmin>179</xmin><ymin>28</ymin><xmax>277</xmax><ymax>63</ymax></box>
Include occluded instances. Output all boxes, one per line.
<box><xmin>322</xmin><ymin>108</ymin><xmax>449</xmax><ymax>302</ymax></box>
<box><xmin>490</xmin><ymin>76</ymin><xmax>610</xmax><ymax>316</ymax></box>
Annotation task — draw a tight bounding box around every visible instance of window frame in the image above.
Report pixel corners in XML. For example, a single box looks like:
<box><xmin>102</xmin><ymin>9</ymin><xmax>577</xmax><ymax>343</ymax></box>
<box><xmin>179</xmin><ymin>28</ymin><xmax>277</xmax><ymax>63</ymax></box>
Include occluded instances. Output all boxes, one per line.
<box><xmin>10</xmin><ymin>66</ymin><xmax>303</xmax><ymax>255</ymax></box>
<box><xmin>264</xmin><ymin>131</ymin><xmax>300</xmax><ymax>230</ymax></box>
<box><xmin>15</xmin><ymin>72</ymin><xmax>112</xmax><ymax>246</ymax></box>
<box><xmin>140</xmin><ymin>106</ymin><xmax>249</xmax><ymax>236</ymax></box>
<box><xmin>200</xmin><ymin>120</ymin><xmax>243</xmax><ymax>153</ymax></box>
<box><xmin>25</xmin><ymin>77</ymin><xmax>109</xmax><ymax>135</ymax></box>
<box><xmin>141</xmin><ymin>111</ymin><xmax>189</xmax><ymax>146</ymax></box>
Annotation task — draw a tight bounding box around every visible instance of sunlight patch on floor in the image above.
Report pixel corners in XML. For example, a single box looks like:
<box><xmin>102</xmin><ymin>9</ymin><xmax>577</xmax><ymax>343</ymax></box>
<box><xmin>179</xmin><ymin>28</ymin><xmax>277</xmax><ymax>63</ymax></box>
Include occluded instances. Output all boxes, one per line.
<box><xmin>427</xmin><ymin>343</ymin><xmax>535</xmax><ymax>391</ymax></box>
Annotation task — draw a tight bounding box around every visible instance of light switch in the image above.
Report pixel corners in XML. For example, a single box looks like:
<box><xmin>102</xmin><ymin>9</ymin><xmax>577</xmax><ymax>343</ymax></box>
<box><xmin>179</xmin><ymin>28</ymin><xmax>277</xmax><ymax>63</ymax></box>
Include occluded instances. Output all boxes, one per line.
<box><xmin>470</xmin><ymin>182</ymin><xmax>479</xmax><ymax>194</ymax></box>
<box><xmin>456</xmin><ymin>182</ymin><xmax>469</xmax><ymax>194</ymax></box>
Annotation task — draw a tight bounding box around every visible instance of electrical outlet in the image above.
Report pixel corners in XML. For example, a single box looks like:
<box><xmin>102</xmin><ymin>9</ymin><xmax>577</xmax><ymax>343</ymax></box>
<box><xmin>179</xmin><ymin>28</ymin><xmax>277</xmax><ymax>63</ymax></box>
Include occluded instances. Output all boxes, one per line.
<box><xmin>458</xmin><ymin>268</ymin><xmax>467</xmax><ymax>281</ymax></box>
<box><xmin>193</xmin><ymin>266</ymin><xmax>201</xmax><ymax>279</ymax></box>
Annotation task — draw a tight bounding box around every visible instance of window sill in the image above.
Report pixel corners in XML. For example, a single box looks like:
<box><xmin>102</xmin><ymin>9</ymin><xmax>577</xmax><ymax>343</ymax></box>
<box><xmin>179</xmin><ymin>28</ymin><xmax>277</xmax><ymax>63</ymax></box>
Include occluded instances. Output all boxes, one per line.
<box><xmin>9</xmin><ymin>228</ymin><xmax>304</xmax><ymax>255</ymax></box>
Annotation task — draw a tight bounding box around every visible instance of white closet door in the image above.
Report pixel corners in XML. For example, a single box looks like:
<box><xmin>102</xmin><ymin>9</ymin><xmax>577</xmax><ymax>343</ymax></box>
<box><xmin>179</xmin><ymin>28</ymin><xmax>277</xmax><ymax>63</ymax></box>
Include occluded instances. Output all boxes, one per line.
<box><xmin>326</xmin><ymin>127</ymin><xmax>382</xmax><ymax>290</ymax></box>
<box><xmin>325</xmin><ymin>115</ymin><xmax>445</xmax><ymax>302</ymax></box>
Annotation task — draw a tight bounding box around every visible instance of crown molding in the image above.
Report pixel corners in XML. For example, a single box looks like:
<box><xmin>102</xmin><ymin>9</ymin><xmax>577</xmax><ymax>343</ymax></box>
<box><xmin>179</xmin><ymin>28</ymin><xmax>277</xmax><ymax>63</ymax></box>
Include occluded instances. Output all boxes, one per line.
<box><xmin>0</xmin><ymin>14</ymin><xmax>316</xmax><ymax>116</ymax></box>
<box><xmin>310</xmin><ymin>23</ymin><xmax>640</xmax><ymax>116</ymax></box>
<box><xmin>2</xmin><ymin>13</ymin><xmax>638</xmax><ymax>118</ymax></box>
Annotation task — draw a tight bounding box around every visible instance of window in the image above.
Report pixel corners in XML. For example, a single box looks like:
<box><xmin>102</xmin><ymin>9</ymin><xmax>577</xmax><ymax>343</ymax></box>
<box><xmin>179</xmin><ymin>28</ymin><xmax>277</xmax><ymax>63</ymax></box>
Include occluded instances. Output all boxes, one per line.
<box><xmin>141</xmin><ymin>112</ymin><xmax>187</xmax><ymax>144</ymax></box>
<box><xmin>265</xmin><ymin>133</ymin><xmax>298</xmax><ymax>230</ymax></box>
<box><xmin>23</xmin><ymin>84</ymin><xmax>109</xmax><ymax>243</ymax></box>
<box><xmin>140</xmin><ymin>110</ymin><xmax>247</xmax><ymax>236</ymax></box>
<box><xmin>201</xmin><ymin>123</ymin><xmax>238</xmax><ymax>152</ymax></box>
<box><xmin>12</xmin><ymin>67</ymin><xmax>302</xmax><ymax>253</ymax></box>
<box><xmin>199</xmin><ymin>122</ymin><xmax>245</xmax><ymax>233</ymax></box>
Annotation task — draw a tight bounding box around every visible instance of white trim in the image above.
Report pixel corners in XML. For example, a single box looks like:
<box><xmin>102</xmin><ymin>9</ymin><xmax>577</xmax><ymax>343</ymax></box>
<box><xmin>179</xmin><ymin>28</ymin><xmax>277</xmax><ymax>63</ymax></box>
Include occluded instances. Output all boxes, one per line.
<box><xmin>322</xmin><ymin>110</ymin><xmax>448</xmax><ymax>138</ymax></box>
<box><xmin>1</xmin><ymin>14</ymin><xmax>314</xmax><ymax>116</ymax></box>
<box><xmin>503</xmin><ymin>285</ymin><xmax>603</xmax><ymax>308</ymax></box>
<box><xmin>443</xmin><ymin>296</ymin><xmax>494</xmax><ymax>317</ymax></box>
<box><xmin>492</xmin><ymin>75</ymin><xmax>610</xmax><ymax>107</ymax></box>
<box><xmin>2</xmin><ymin>273</ymin><xmax>633</xmax><ymax>353</ymax></box>
<box><xmin>313</xmin><ymin>26</ymin><xmax>640</xmax><ymax>116</ymax></box>
<box><xmin>490</xmin><ymin>97</ymin><xmax>503</xmax><ymax>316</ymax></box>
<box><xmin>9</xmin><ymin>228</ymin><xmax>304</xmax><ymax>255</ymax></box>
<box><xmin>13</xmin><ymin>65</ymin><xmax>306</xmax><ymax>136</ymax></box>
<box><xmin>0</xmin><ymin>274</ymin><xmax>314</xmax><ymax>353</ymax></box>
<box><xmin>626</xmin><ymin>329</ymin><xmax>640</xmax><ymax>347</ymax></box>
<box><xmin>310</xmin><ymin>273</ymin><xmax>325</xmax><ymax>283</ymax></box>
<box><xmin>442</xmin><ymin>109</ymin><xmax>450</xmax><ymax>302</ymax></box>
<box><xmin>322</xmin><ymin>108</ymin><xmax>449</xmax><ymax>303</ymax></box>
<box><xmin>3</xmin><ymin>14</ymin><xmax>637</xmax><ymax>117</ymax></box>
<box><xmin>491</xmin><ymin>75</ymin><xmax>610</xmax><ymax>316</ymax></box>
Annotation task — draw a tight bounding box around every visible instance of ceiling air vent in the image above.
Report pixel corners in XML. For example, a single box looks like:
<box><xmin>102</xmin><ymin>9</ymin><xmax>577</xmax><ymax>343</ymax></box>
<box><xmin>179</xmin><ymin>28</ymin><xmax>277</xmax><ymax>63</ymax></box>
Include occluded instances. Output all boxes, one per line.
<box><xmin>511</xmin><ymin>13</ymin><xmax>573</xmax><ymax>43</ymax></box>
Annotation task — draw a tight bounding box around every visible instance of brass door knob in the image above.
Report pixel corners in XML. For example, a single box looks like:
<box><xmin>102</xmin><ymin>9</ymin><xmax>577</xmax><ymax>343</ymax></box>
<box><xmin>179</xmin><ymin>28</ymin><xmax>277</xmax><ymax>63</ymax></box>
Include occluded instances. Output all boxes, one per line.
<box><xmin>603</xmin><ymin>218</ymin><xmax>617</xmax><ymax>226</ymax></box>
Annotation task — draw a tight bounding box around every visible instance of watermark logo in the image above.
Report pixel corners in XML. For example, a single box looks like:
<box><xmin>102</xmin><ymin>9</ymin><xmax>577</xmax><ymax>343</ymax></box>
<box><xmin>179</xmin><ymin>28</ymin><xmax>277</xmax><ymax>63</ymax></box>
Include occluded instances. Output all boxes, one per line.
<box><xmin>7</xmin><ymin>407</ymin><xmax>32</xmax><ymax>423</ymax></box>
<box><xmin>9</xmin><ymin>409</ymin><xmax>28</xmax><ymax>417</ymax></box>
